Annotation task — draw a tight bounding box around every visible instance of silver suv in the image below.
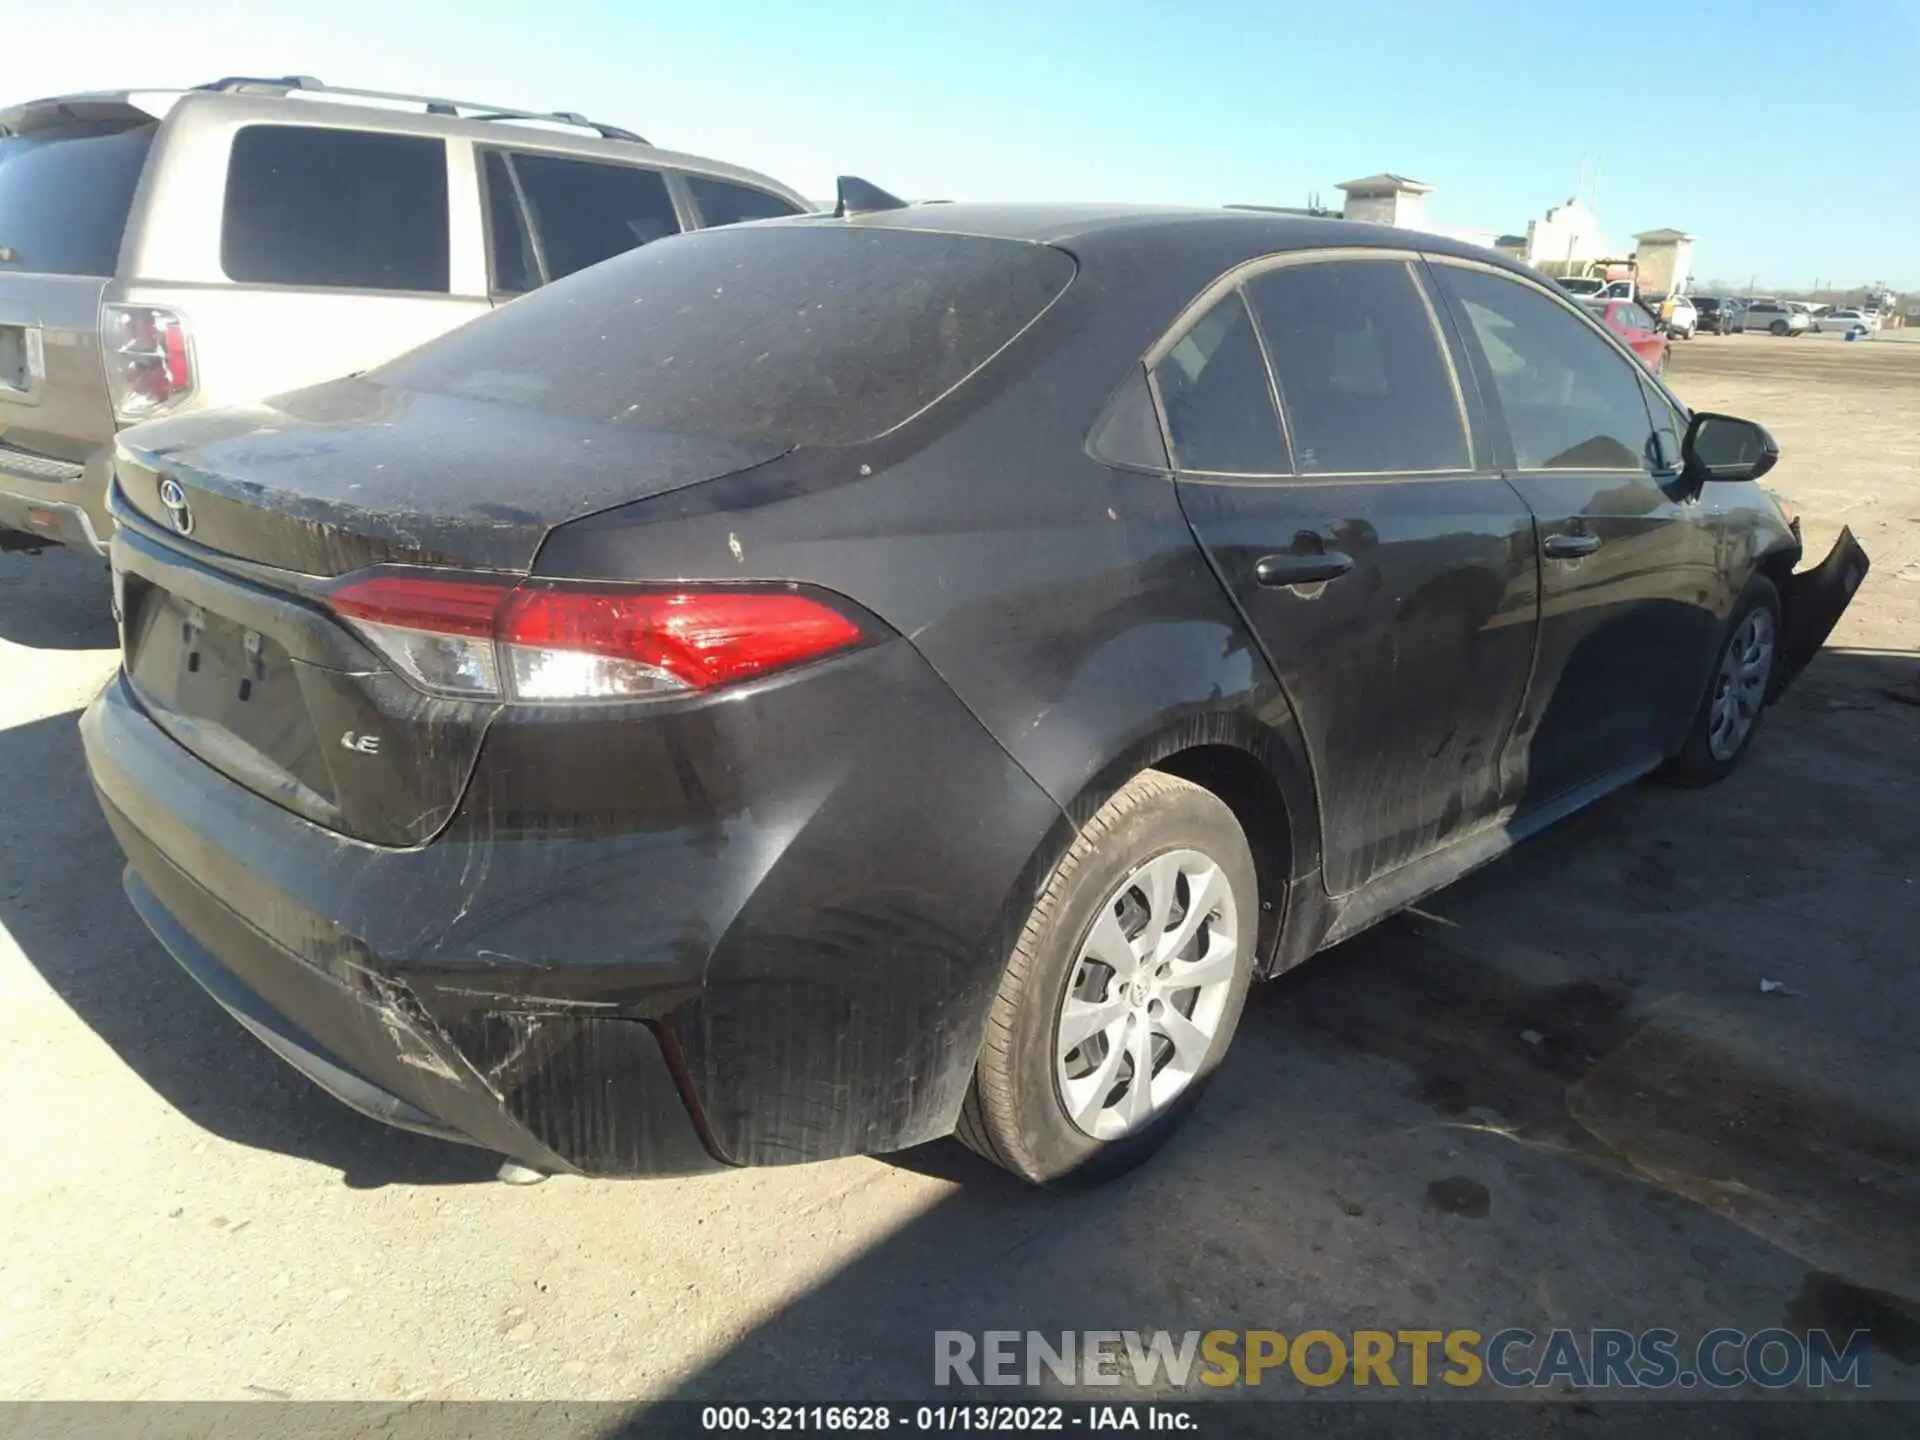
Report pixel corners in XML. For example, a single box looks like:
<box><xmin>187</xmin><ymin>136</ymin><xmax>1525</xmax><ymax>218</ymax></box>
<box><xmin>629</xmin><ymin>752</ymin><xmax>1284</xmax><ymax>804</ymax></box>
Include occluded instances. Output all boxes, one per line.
<box><xmin>0</xmin><ymin>76</ymin><xmax>808</xmax><ymax>554</ymax></box>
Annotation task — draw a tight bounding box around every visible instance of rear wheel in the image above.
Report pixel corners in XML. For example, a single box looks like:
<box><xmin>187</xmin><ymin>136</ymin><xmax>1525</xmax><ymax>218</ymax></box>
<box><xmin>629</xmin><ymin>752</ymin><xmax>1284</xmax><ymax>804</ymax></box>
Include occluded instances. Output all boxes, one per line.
<box><xmin>1653</xmin><ymin>349</ymin><xmax>1669</xmax><ymax>376</ymax></box>
<box><xmin>1769</xmin><ymin>320</ymin><xmax>1789</xmax><ymax>336</ymax></box>
<box><xmin>958</xmin><ymin>770</ymin><xmax>1258</xmax><ymax>1186</ymax></box>
<box><xmin>1663</xmin><ymin>577</ymin><xmax>1781</xmax><ymax>787</ymax></box>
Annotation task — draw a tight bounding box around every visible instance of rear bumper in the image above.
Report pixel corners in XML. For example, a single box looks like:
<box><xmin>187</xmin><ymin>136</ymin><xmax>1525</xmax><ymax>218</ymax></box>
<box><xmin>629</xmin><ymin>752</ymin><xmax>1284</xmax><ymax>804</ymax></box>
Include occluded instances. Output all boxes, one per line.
<box><xmin>1779</xmin><ymin>527</ymin><xmax>1871</xmax><ymax>687</ymax></box>
<box><xmin>0</xmin><ymin>445</ymin><xmax>112</xmax><ymax>554</ymax></box>
<box><xmin>82</xmin><ymin>626</ymin><xmax>1061</xmax><ymax>1171</ymax></box>
<box><xmin>96</xmin><ymin>770</ymin><xmax>721</xmax><ymax>1176</ymax></box>
<box><xmin>0</xmin><ymin>488</ymin><xmax>107</xmax><ymax>554</ymax></box>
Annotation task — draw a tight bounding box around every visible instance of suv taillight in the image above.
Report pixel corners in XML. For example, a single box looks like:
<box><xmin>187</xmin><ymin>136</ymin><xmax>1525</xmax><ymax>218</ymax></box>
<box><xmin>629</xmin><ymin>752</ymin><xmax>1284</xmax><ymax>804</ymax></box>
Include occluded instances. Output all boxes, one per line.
<box><xmin>327</xmin><ymin>573</ymin><xmax>867</xmax><ymax>703</ymax></box>
<box><xmin>102</xmin><ymin>304</ymin><xmax>194</xmax><ymax>423</ymax></box>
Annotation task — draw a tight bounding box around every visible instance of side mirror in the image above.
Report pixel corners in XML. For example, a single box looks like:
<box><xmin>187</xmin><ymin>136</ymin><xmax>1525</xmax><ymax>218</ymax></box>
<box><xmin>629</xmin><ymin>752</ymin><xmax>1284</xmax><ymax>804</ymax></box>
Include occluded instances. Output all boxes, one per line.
<box><xmin>1683</xmin><ymin>412</ymin><xmax>1778</xmax><ymax>483</ymax></box>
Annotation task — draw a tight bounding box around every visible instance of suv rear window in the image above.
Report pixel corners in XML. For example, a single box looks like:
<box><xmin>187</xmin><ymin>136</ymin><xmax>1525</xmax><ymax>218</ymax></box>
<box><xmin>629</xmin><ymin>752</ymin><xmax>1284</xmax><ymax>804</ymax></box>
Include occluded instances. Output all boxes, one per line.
<box><xmin>0</xmin><ymin>120</ymin><xmax>155</xmax><ymax>277</ymax></box>
<box><xmin>222</xmin><ymin>126</ymin><xmax>449</xmax><ymax>292</ymax></box>
<box><xmin>379</xmin><ymin>225</ymin><xmax>1075</xmax><ymax>447</ymax></box>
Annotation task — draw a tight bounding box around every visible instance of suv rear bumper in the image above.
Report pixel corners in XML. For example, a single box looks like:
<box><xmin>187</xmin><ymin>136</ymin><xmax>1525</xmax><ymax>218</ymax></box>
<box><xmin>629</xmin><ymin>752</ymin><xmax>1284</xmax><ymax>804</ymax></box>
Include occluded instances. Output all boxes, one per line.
<box><xmin>0</xmin><ymin>445</ymin><xmax>112</xmax><ymax>554</ymax></box>
<box><xmin>0</xmin><ymin>489</ymin><xmax>108</xmax><ymax>554</ymax></box>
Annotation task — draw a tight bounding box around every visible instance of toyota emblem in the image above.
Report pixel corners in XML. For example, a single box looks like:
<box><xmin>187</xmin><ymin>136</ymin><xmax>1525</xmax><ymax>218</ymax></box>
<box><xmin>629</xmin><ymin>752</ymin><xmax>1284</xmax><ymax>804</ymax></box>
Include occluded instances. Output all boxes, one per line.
<box><xmin>158</xmin><ymin>477</ymin><xmax>193</xmax><ymax>536</ymax></box>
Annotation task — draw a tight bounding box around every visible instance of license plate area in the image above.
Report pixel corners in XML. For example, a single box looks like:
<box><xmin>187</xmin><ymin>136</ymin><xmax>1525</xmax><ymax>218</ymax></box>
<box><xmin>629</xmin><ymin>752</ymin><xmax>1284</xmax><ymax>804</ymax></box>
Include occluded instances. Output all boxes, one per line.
<box><xmin>125</xmin><ymin>578</ymin><xmax>337</xmax><ymax>806</ymax></box>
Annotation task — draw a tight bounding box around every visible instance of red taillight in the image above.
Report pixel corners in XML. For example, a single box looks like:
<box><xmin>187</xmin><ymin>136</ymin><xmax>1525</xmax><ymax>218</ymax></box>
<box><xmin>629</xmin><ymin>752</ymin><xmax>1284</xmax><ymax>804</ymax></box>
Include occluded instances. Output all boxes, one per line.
<box><xmin>326</xmin><ymin>573</ymin><xmax>866</xmax><ymax>702</ymax></box>
<box><xmin>329</xmin><ymin>574</ymin><xmax>511</xmax><ymax>637</ymax></box>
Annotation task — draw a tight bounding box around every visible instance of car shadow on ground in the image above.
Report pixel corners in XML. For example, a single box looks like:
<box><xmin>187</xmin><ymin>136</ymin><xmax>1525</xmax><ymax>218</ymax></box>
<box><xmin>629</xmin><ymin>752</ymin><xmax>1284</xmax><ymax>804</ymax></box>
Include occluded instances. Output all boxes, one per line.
<box><xmin>0</xmin><ymin>548</ymin><xmax>119</xmax><ymax>650</ymax></box>
<box><xmin>0</xmin><ymin>703</ymin><xmax>498</xmax><ymax>1188</ymax></box>
<box><xmin>633</xmin><ymin>646</ymin><xmax>1919</xmax><ymax>1411</ymax></box>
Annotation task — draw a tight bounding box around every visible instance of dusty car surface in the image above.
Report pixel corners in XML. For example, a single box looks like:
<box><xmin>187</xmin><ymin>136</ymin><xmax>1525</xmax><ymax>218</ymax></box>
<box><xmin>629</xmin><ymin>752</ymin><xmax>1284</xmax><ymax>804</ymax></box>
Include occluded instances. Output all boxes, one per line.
<box><xmin>82</xmin><ymin>198</ymin><xmax>1869</xmax><ymax>1187</ymax></box>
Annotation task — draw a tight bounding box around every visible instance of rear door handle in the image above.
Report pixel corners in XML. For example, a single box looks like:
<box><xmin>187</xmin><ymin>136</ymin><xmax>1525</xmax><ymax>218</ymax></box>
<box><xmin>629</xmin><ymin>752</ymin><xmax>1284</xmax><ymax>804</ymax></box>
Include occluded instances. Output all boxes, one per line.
<box><xmin>1255</xmin><ymin>551</ymin><xmax>1354</xmax><ymax>587</ymax></box>
<box><xmin>1543</xmin><ymin>532</ymin><xmax>1602</xmax><ymax>559</ymax></box>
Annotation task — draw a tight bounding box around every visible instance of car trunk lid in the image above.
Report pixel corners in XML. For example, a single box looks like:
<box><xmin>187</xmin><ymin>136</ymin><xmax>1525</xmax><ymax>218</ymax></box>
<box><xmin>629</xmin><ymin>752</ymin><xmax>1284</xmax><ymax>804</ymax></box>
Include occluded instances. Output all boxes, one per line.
<box><xmin>110</xmin><ymin>379</ymin><xmax>785</xmax><ymax>846</ymax></box>
<box><xmin>114</xmin><ymin>376</ymin><xmax>785</xmax><ymax>574</ymax></box>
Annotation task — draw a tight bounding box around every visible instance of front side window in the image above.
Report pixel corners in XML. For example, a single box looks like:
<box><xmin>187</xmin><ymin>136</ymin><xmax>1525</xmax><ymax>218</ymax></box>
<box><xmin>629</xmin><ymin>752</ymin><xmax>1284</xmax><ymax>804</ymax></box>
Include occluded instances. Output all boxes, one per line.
<box><xmin>1436</xmin><ymin>265</ymin><xmax>1655</xmax><ymax>472</ymax></box>
<box><xmin>1150</xmin><ymin>292</ymin><xmax>1288</xmax><ymax>474</ymax></box>
<box><xmin>1244</xmin><ymin>260</ymin><xmax>1468</xmax><ymax>473</ymax></box>
<box><xmin>505</xmin><ymin>152</ymin><xmax>680</xmax><ymax>281</ymax></box>
<box><xmin>222</xmin><ymin>126</ymin><xmax>449</xmax><ymax>291</ymax></box>
<box><xmin>686</xmin><ymin>175</ymin><xmax>804</xmax><ymax>227</ymax></box>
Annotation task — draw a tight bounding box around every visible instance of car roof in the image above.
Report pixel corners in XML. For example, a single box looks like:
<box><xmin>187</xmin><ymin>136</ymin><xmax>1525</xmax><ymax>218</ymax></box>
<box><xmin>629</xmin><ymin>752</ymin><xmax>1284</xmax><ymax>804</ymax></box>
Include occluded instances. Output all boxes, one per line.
<box><xmin>766</xmin><ymin>200</ymin><xmax>1540</xmax><ymax>279</ymax></box>
<box><xmin>0</xmin><ymin>87</ymin><xmax>808</xmax><ymax>207</ymax></box>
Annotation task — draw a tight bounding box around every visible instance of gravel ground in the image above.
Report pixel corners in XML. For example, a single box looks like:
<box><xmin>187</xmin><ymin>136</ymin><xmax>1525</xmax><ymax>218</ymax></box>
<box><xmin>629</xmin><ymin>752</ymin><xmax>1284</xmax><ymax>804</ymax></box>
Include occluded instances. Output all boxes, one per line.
<box><xmin>0</xmin><ymin>334</ymin><xmax>1914</xmax><ymax>1414</ymax></box>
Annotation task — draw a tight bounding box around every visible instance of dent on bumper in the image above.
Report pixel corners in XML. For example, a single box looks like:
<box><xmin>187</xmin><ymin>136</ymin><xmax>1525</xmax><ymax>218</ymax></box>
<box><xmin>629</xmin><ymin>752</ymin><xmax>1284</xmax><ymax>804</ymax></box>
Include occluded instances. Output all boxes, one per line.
<box><xmin>102</xmin><ymin>789</ymin><xmax>722</xmax><ymax>1175</ymax></box>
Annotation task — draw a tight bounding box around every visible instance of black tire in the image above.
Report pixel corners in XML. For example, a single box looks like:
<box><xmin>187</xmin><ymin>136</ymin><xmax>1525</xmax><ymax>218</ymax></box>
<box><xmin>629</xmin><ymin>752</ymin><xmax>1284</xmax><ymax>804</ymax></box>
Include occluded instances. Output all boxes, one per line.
<box><xmin>958</xmin><ymin>769</ymin><xmax>1259</xmax><ymax>1187</ymax></box>
<box><xmin>1662</xmin><ymin>576</ymin><xmax>1782</xmax><ymax>788</ymax></box>
<box><xmin>1654</xmin><ymin>349</ymin><xmax>1669</xmax><ymax>376</ymax></box>
<box><xmin>1769</xmin><ymin>320</ymin><xmax>1789</xmax><ymax>336</ymax></box>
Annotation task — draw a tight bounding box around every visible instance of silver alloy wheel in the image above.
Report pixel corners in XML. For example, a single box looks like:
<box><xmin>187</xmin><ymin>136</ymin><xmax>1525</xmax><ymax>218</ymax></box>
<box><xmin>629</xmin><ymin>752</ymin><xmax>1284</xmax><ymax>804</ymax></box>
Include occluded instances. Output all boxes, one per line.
<box><xmin>1707</xmin><ymin>608</ymin><xmax>1776</xmax><ymax>761</ymax></box>
<box><xmin>1053</xmin><ymin>849</ymin><xmax>1239</xmax><ymax>1140</ymax></box>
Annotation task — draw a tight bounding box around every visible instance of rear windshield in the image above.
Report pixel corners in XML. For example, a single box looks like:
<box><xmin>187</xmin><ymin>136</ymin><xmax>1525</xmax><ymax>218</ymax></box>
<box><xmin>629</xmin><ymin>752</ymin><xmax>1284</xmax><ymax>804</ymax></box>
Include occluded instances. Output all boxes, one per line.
<box><xmin>378</xmin><ymin>224</ymin><xmax>1076</xmax><ymax>447</ymax></box>
<box><xmin>0</xmin><ymin>120</ymin><xmax>155</xmax><ymax>277</ymax></box>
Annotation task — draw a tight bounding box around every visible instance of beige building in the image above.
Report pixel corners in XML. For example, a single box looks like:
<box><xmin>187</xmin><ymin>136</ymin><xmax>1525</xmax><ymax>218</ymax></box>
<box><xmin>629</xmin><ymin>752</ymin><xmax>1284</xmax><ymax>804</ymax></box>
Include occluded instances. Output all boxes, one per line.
<box><xmin>1329</xmin><ymin>172</ymin><xmax>1694</xmax><ymax>292</ymax></box>
<box><xmin>1521</xmin><ymin>198</ymin><xmax>1612</xmax><ymax>274</ymax></box>
<box><xmin>1631</xmin><ymin>229</ymin><xmax>1696</xmax><ymax>295</ymax></box>
<box><xmin>1336</xmin><ymin>174</ymin><xmax>1433</xmax><ymax>229</ymax></box>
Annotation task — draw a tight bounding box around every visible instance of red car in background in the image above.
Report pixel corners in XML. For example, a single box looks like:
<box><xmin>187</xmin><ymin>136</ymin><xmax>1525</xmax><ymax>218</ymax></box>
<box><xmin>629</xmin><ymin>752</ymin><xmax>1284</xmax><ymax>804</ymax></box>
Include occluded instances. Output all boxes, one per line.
<box><xmin>1583</xmin><ymin>299</ymin><xmax>1671</xmax><ymax>375</ymax></box>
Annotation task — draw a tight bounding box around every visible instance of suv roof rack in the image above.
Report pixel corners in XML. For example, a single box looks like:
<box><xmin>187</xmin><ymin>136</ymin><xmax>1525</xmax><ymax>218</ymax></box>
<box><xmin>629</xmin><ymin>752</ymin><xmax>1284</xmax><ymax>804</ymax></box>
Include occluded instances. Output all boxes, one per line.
<box><xmin>192</xmin><ymin>75</ymin><xmax>649</xmax><ymax>145</ymax></box>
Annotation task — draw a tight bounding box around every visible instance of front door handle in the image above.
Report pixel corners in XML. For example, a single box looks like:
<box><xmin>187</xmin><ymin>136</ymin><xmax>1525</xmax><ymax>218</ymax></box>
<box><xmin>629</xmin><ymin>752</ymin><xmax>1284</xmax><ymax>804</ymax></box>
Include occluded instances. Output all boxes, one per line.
<box><xmin>1255</xmin><ymin>551</ymin><xmax>1354</xmax><ymax>587</ymax></box>
<box><xmin>1543</xmin><ymin>531</ymin><xmax>1602</xmax><ymax>559</ymax></box>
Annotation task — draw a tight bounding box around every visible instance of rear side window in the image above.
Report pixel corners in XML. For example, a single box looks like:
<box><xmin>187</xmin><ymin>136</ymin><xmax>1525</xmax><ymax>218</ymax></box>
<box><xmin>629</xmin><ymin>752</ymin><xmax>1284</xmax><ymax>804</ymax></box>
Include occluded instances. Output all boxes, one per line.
<box><xmin>380</xmin><ymin>225</ymin><xmax>1074</xmax><ymax>448</ymax></box>
<box><xmin>223</xmin><ymin>126</ymin><xmax>449</xmax><ymax>291</ymax></box>
<box><xmin>1151</xmin><ymin>293</ymin><xmax>1288</xmax><ymax>474</ymax></box>
<box><xmin>1244</xmin><ymin>261</ymin><xmax>1468</xmax><ymax>473</ymax></box>
<box><xmin>506</xmin><ymin>153</ymin><xmax>680</xmax><ymax>281</ymax></box>
<box><xmin>0</xmin><ymin>120</ymin><xmax>155</xmax><ymax>277</ymax></box>
<box><xmin>481</xmin><ymin>150</ymin><xmax>538</xmax><ymax>295</ymax></box>
<box><xmin>687</xmin><ymin>175</ymin><xmax>805</xmax><ymax>227</ymax></box>
<box><xmin>1436</xmin><ymin>265</ymin><xmax>1655</xmax><ymax>471</ymax></box>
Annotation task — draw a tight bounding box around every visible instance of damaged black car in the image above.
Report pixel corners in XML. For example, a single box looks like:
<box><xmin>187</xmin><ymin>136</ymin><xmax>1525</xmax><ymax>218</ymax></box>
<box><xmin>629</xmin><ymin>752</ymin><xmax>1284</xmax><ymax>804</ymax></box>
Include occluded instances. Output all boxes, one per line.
<box><xmin>83</xmin><ymin>191</ymin><xmax>1869</xmax><ymax>1186</ymax></box>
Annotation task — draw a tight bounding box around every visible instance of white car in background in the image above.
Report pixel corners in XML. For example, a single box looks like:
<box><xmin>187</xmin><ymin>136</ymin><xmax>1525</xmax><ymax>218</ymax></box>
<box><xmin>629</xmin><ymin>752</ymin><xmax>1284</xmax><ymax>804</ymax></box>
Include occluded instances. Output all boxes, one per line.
<box><xmin>1815</xmin><ymin>308</ymin><xmax>1880</xmax><ymax>335</ymax></box>
<box><xmin>1653</xmin><ymin>294</ymin><xmax>1698</xmax><ymax>338</ymax></box>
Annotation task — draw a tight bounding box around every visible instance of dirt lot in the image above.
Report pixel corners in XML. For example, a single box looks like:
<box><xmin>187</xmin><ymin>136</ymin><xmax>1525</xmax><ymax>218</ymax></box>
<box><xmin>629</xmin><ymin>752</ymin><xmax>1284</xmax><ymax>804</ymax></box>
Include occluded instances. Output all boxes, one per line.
<box><xmin>0</xmin><ymin>334</ymin><xmax>1914</xmax><ymax>1414</ymax></box>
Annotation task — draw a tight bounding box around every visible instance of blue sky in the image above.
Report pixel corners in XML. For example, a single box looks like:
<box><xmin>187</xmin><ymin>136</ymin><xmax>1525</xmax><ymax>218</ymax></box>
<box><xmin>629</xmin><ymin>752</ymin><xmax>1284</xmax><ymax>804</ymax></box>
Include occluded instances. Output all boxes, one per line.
<box><xmin>8</xmin><ymin>0</ymin><xmax>1916</xmax><ymax>289</ymax></box>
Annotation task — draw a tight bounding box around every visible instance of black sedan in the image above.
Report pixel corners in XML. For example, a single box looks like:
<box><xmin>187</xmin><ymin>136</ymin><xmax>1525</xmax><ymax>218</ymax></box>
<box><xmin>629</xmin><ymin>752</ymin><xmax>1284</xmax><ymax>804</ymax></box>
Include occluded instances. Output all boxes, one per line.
<box><xmin>84</xmin><ymin>194</ymin><xmax>1868</xmax><ymax>1186</ymax></box>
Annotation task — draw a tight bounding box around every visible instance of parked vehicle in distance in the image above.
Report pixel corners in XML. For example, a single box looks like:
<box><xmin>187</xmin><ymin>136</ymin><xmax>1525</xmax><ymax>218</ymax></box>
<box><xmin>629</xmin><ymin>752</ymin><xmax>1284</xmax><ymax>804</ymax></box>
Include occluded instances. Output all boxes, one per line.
<box><xmin>0</xmin><ymin>76</ymin><xmax>808</xmax><ymax>555</ymax></box>
<box><xmin>1692</xmin><ymin>296</ymin><xmax>1740</xmax><ymax>334</ymax></box>
<box><xmin>1736</xmin><ymin>300</ymin><xmax>1811</xmax><ymax>336</ymax></box>
<box><xmin>1815</xmin><ymin>307</ymin><xmax>1880</xmax><ymax>335</ymax></box>
<box><xmin>1583</xmin><ymin>297</ymin><xmax>1671</xmax><ymax>372</ymax></box>
<box><xmin>84</xmin><ymin>193</ymin><xmax>1869</xmax><ymax>1186</ymax></box>
<box><xmin>1643</xmin><ymin>293</ymin><xmax>1698</xmax><ymax>339</ymax></box>
<box><xmin>1556</xmin><ymin>275</ymin><xmax>1608</xmax><ymax>297</ymax></box>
